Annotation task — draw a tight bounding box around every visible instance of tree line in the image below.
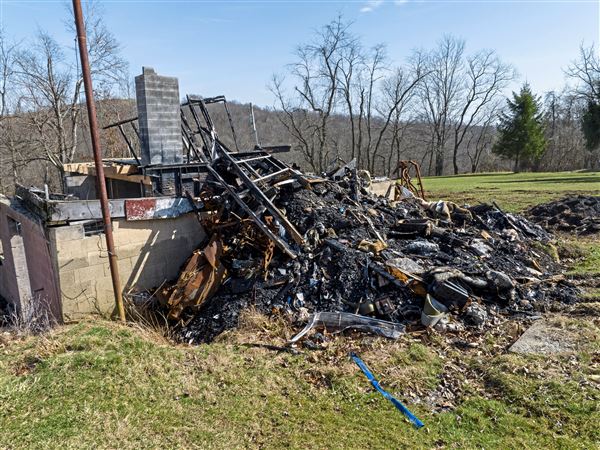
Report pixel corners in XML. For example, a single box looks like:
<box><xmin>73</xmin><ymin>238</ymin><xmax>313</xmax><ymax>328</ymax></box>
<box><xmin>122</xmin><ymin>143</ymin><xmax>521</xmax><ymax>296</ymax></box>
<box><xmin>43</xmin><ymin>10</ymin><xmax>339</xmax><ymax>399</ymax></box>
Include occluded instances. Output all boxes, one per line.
<box><xmin>273</xmin><ymin>17</ymin><xmax>599</xmax><ymax>176</ymax></box>
<box><xmin>0</xmin><ymin>10</ymin><xmax>598</xmax><ymax>196</ymax></box>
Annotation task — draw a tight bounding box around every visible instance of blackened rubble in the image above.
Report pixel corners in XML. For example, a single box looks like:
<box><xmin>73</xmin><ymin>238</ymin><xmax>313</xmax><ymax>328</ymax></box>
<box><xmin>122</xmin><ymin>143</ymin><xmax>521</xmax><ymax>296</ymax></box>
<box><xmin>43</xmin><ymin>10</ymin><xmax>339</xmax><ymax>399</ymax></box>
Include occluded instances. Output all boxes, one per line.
<box><xmin>167</xmin><ymin>167</ymin><xmax>579</xmax><ymax>344</ymax></box>
<box><xmin>114</xmin><ymin>86</ymin><xmax>579</xmax><ymax>344</ymax></box>
<box><xmin>528</xmin><ymin>195</ymin><xmax>600</xmax><ymax>235</ymax></box>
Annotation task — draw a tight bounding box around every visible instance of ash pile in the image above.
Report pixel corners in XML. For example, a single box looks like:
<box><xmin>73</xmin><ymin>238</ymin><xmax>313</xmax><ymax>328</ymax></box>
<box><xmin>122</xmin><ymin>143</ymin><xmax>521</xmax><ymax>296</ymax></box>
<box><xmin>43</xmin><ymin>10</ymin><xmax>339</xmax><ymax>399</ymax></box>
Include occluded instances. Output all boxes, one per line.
<box><xmin>157</xmin><ymin>160</ymin><xmax>577</xmax><ymax>344</ymax></box>
<box><xmin>528</xmin><ymin>195</ymin><xmax>600</xmax><ymax>235</ymax></box>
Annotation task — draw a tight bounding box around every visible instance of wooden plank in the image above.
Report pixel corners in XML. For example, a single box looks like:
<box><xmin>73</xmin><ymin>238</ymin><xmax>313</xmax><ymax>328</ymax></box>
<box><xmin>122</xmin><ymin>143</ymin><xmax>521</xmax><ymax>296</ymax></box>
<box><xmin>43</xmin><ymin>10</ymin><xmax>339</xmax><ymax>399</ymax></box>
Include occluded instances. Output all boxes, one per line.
<box><xmin>62</xmin><ymin>162</ymin><xmax>151</xmax><ymax>185</ymax></box>
<box><xmin>261</xmin><ymin>144</ymin><xmax>292</xmax><ymax>154</ymax></box>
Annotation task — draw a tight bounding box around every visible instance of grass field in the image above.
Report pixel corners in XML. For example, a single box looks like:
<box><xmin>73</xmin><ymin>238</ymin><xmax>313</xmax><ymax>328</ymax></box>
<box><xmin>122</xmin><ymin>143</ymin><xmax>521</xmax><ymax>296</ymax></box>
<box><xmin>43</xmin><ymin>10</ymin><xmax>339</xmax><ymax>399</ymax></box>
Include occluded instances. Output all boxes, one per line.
<box><xmin>423</xmin><ymin>170</ymin><xmax>600</xmax><ymax>212</ymax></box>
<box><xmin>1</xmin><ymin>171</ymin><xmax>599</xmax><ymax>449</ymax></box>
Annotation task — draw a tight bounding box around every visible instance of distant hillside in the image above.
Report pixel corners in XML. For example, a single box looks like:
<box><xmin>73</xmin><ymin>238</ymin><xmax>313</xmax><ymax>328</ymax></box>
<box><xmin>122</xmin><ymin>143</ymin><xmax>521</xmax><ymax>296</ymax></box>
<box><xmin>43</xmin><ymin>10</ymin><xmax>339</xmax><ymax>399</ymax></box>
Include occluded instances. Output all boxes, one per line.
<box><xmin>21</xmin><ymin>96</ymin><xmax>511</xmax><ymax>178</ymax></box>
<box><xmin>4</xmin><ymin>95</ymin><xmax>582</xmax><ymax>197</ymax></box>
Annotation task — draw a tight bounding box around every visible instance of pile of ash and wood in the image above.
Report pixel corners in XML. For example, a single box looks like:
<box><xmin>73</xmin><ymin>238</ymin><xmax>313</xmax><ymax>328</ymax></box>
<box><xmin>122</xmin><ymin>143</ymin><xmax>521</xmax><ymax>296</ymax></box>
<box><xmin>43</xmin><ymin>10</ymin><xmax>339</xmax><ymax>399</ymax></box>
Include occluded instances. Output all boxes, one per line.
<box><xmin>528</xmin><ymin>195</ymin><xmax>600</xmax><ymax>235</ymax></box>
<box><xmin>144</xmin><ymin>156</ymin><xmax>579</xmax><ymax>344</ymax></box>
<box><xmin>118</xmin><ymin>94</ymin><xmax>579</xmax><ymax>344</ymax></box>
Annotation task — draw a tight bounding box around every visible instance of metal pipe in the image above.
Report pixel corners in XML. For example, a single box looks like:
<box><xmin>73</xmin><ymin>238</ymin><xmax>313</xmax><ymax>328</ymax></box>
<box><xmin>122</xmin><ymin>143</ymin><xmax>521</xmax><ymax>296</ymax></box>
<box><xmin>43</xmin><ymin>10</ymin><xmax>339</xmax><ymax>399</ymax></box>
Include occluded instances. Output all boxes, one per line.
<box><xmin>103</xmin><ymin>116</ymin><xmax>138</xmax><ymax>130</ymax></box>
<box><xmin>72</xmin><ymin>0</ymin><xmax>125</xmax><ymax>321</ymax></box>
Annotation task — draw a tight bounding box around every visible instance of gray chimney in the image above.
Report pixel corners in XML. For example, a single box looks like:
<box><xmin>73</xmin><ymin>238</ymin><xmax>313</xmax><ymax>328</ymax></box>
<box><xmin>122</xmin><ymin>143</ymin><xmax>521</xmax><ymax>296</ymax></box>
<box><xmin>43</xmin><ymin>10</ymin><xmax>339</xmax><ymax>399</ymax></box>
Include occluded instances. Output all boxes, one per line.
<box><xmin>135</xmin><ymin>67</ymin><xmax>182</xmax><ymax>166</ymax></box>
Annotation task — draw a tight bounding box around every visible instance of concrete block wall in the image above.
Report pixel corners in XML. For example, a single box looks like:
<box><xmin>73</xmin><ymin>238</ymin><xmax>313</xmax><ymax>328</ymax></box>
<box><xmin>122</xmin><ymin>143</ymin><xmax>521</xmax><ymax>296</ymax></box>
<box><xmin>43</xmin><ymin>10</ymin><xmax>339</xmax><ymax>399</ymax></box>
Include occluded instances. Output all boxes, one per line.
<box><xmin>50</xmin><ymin>213</ymin><xmax>205</xmax><ymax>320</ymax></box>
<box><xmin>0</xmin><ymin>205</ymin><xmax>28</xmax><ymax>309</ymax></box>
<box><xmin>135</xmin><ymin>67</ymin><xmax>182</xmax><ymax>166</ymax></box>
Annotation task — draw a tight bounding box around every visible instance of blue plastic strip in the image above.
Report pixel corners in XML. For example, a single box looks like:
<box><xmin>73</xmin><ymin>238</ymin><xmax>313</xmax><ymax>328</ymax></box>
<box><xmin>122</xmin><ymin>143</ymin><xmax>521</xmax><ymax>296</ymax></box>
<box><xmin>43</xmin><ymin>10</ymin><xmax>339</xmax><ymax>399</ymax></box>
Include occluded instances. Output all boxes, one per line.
<box><xmin>350</xmin><ymin>352</ymin><xmax>424</xmax><ymax>429</ymax></box>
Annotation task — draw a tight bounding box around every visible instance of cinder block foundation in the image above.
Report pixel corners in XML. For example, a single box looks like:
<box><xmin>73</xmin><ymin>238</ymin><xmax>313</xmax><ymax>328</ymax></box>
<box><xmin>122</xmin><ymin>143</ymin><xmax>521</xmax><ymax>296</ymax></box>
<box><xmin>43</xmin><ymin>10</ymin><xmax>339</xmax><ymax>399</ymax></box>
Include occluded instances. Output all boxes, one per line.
<box><xmin>48</xmin><ymin>213</ymin><xmax>205</xmax><ymax>320</ymax></box>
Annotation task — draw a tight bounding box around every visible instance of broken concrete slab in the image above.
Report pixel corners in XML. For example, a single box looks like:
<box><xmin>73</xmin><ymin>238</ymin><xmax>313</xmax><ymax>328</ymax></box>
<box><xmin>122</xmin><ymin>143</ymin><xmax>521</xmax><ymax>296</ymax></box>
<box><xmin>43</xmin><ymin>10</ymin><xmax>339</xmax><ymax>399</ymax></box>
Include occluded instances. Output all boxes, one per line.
<box><xmin>509</xmin><ymin>320</ymin><xmax>579</xmax><ymax>355</ymax></box>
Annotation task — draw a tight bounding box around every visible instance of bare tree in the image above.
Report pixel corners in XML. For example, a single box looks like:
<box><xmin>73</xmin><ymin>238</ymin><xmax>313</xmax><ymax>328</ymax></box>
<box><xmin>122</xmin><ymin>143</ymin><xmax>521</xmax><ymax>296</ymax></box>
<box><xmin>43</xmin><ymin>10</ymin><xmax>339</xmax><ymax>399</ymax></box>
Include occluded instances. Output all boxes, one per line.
<box><xmin>450</xmin><ymin>49</ymin><xmax>515</xmax><ymax>174</ymax></box>
<box><xmin>418</xmin><ymin>35</ymin><xmax>466</xmax><ymax>176</ymax></box>
<box><xmin>13</xmin><ymin>1</ymin><xmax>128</xmax><ymax>188</ymax></box>
<box><xmin>465</xmin><ymin>111</ymin><xmax>497</xmax><ymax>173</ymax></box>
<box><xmin>271</xmin><ymin>17</ymin><xmax>351</xmax><ymax>173</ymax></box>
<box><xmin>566</xmin><ymin>43</ymin><xmax>600</xmax><ymax>101</ymax></box>
<box><xmin>0</xmin><ymin>31</ymin><xmax>18</xmax><ymax>119</ymax></box>
<box><xmin>337</xmin><ymin>35</ymin><xmax>363</xmax><ymax>162</ymax></box>
<box><xmin>16</xmin><ymin>31</ymin><xmax>76</xmax><ymax>173</ymax></box>
<box><xmin>540</xmin><ymin>89</ymin><xmax>587</xmax><ymax>170</ymax></box>
<box><xmin>385</xmin><ymin>112</ymin><xmax>416</xmax><ymax>176</ymax></box>
<box><xmin>374</xmin><ymin>61</ymin><xmax>426</xmax><ymax>175</ymax></box>
<box><xmin>0</xmin><ymin>31</ymin><xmax>26</xmax><ymax>194</ymax></box>
<box><xmin>565</xmin><ymin>43</ymin><xmax>600</xmax><ymax>162</ymax></box>
<box><xmin>272</xmin><ymin>17</ymin><xmax>425</xmax><ymax>175</ymax></box>
<box><xmin>338</xmin><ymin>44</ymin><xmax>425</xmax><ymax>174</ymax></box>
<box><xmin>358</xmin><ymin>44</ymin><xmax>387</xmax><ymax>172</ymax></box>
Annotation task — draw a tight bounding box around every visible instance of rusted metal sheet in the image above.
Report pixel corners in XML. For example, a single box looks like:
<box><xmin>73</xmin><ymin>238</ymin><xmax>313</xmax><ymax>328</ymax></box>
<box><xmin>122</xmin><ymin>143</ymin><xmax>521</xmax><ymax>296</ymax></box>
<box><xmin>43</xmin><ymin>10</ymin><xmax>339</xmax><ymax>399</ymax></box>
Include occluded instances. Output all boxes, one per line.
<box><xmin>166</xmin><ymin>236</ymin><xmax>227</xmax><ymax>320</ymax></box>
<box><xmin>124</xmin><ymin>197</ymin><xmax>194</xmax><ymax>221</ymax></box>
<box><xmin>125</xmin><ymin>198</ymin><xmax>157</xmax><ymax>220</ymax></box>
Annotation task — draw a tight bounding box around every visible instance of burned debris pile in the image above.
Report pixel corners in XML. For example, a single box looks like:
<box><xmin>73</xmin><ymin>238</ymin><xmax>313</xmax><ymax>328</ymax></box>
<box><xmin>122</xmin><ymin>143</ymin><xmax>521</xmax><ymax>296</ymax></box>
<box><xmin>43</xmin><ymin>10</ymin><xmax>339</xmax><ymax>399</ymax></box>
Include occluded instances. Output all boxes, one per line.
<box><xmin>154</xmin><ymin>147</ymin><xmax>577</xmax><ymax>343</ymax></box>
<box><xmin>528</xmin><ymin>195</ymin><xmax>600</xmax><ymax>235</ymax></box>
<box><xmin>102</xmin><ymin>87</ymin><xmax>578</xmax><ymax>344</ymax></box>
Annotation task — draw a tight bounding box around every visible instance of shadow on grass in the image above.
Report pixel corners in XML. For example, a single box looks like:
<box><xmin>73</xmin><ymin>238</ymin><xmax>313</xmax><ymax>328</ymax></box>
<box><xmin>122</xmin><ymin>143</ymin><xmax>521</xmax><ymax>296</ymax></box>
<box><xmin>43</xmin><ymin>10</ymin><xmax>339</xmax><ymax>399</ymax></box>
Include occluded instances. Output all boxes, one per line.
<box><xmin>428</xmin><ymin>172</ymin><xmax>517</xmax><ymax>180</ymax></box>
<box><xmin>489</xmin><ymin>176</ymin><xmax>600</xmax><ymax>185</ymax></box>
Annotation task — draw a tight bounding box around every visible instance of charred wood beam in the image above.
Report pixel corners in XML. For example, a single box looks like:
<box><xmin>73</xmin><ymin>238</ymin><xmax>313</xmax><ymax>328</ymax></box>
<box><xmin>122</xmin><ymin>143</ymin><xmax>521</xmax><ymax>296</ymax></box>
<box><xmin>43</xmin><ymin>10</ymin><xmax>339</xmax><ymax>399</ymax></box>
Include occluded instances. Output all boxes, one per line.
<box><xmin>206</xmin><ymin>165</ymin><xmax>297</xmax><ymax>259</ymax></box>
<box><xmin>257</xmin><ymin>144</ymin><xmax>292</xmax><ymax>154</ymax></box>
<box><xmin>103</xmin><ymin>116</ymin><xmax>138</xmax><ymax>130</ymax></box>
<box><xmin>117</xmin><ymin>124</ymin><xmax>141</xmax><ymax>165</ymax></box>
<box><xmin>215</xmin><ymin>145</ymin><xmax>305</xmax><ymax>246</ymax></box>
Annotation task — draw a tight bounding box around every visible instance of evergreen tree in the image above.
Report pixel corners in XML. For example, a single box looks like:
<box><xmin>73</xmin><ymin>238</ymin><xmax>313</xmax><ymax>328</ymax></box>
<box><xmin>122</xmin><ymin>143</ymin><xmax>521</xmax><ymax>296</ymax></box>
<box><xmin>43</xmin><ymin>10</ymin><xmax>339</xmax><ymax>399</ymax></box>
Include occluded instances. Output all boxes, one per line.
<box><xmin>582</xmin><ymin>100</ymin><xmax>600</xmax><ymax>152</ymax></box>
<box><xmin>493</xmin><ymin>84</ymin><xmax>547</xmax><ymax>171</ymax></box>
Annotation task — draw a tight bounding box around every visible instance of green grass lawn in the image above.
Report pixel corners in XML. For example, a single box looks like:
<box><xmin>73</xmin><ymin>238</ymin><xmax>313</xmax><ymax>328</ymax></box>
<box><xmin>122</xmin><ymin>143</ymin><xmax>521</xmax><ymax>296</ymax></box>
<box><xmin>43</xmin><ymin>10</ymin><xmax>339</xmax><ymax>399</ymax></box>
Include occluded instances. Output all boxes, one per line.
<box><xmin>1</xmin><ymin>318</ymin><xmax>599</xmax><ymax>449</ymax></box>
<box><xmin>423</xmin><ymin>170</ymin><xmax>600</xmax><ymax>212</ymax></box>
<box><xmin>1</xmin><ymin>171</ymin><xmax>599</xmax><ymax>449</ymax></box>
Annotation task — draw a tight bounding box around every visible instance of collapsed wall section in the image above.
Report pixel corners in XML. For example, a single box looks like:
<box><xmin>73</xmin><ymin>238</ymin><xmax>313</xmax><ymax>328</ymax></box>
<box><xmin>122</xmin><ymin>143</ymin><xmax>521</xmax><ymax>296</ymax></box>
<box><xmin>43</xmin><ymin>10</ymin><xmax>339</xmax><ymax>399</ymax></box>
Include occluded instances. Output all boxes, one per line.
<box><xmin>0</xmin><ymin>198</ymin><xmax>62</xmax><ymax>321</ymax></box>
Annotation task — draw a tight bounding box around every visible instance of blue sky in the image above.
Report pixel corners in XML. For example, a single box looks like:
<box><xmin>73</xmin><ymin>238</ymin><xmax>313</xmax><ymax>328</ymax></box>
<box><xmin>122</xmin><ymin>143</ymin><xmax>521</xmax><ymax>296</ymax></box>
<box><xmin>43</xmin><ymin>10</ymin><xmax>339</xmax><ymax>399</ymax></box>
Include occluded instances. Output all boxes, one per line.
<box><xmin>1</xmin><ymin>0</ymin><xmax>599</xmax><ymax>106</ymax></box>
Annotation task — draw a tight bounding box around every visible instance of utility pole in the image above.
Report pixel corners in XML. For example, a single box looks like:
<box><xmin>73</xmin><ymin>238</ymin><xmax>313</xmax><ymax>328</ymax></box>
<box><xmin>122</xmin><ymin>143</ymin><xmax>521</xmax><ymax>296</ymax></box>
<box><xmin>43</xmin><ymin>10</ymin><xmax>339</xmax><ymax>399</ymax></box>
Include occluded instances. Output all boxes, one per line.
<box><xmin>250</xmin><ymin>103</ymin><xmax>261</xmax><ymax>148</ymax></box>
<box><xmin>72</xmin><ymin>0</ymin><xmax>126</xmax><ymax>321</ymax></box>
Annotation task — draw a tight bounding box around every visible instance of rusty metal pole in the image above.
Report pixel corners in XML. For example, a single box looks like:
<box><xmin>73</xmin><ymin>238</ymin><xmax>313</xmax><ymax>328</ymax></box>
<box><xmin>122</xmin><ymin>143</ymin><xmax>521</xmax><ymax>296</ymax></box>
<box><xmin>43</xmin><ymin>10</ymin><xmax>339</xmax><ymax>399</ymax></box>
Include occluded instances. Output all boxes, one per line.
<box><xmin>72</xmin><ymin>0</ymin><xmax>126</xmax><ymax>321</ymax></box>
